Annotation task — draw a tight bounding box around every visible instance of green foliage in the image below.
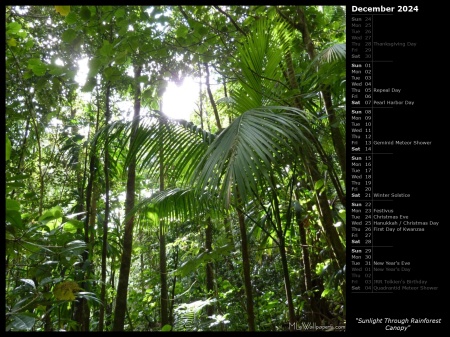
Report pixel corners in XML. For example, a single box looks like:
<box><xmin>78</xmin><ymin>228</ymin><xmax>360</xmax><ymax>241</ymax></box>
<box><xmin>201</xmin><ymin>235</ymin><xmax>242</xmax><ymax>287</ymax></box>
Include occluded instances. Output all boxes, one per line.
<box><xmin>27</xmin><ymin>58</ymin><xmax>48</xmax><ymax>76</ymax></box>
<box><xmin>174</xmin><ymin>244</ymin><xmax>233</xmax><ymax>277</ymax></box>
<box><xmin>5</xmin><ymin>5</ymin><xmax>346</xmax><ymax>331</ymax></box>
<box><xmin>6</xmin><ymin>134</ymin><xmax>12</xmax><ymax>160</ymax></box>
<box><xmin>7</xmin><ymin>313</ymin><xmax>36</xmax><ymax>332</ymax></box>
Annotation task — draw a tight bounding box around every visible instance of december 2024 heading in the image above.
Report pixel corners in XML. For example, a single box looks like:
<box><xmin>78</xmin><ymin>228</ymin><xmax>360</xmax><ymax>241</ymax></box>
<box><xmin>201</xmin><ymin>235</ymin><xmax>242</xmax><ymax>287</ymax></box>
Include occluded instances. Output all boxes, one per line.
<box><xmin>352</xmin><ymin>6</ymin><xmax>419</xmax><ymax>13</ymax></box>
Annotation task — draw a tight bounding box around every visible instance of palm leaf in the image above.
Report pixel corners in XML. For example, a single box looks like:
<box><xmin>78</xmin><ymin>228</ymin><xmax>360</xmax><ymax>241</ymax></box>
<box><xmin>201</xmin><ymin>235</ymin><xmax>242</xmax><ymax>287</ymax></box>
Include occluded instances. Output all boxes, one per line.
<box><xmin>90</xmin><ymin>113</ymin><xmax>212</xmax><ymax>185</ymax></box>
<box><xmin>126</xmin><ymin>186</ymin><xmax>220</xmax><ymax>225</ymax></box>
<box><xmin>232</xmin><ymin>17</ymin><xmax>294</xmax><ymax>113</ymax></box>
<box><xmin>192</xmin><ymin>106</ymin><xmax>314</xmax><ymax>207</ymax></box>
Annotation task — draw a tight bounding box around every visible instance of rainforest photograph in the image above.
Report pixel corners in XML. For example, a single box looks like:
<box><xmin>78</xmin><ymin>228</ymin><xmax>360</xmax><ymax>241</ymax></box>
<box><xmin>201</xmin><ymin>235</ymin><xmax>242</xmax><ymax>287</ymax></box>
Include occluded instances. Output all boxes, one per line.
<box><xmin>5</xmin><ymin>5</ymin><xmax>346</xmax><ymax>331</ymax></box>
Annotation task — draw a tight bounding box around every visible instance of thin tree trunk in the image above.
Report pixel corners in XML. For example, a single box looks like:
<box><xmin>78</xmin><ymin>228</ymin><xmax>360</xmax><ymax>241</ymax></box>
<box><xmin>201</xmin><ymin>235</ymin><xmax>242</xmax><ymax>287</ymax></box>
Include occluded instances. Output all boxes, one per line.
<box><xmin>159</xmin><ymin>221</ymin><xmax>169</xmax><ymax>327</ymax></box>
<box><xmin>99</xmin><ymin>89</ymin><xmax>111</xmax><ymax>331</ymax></box>
<box><xmin>198</xmin><ymin>62</ymin><xmax>204</xmax><ymax>130</ymax></box>
<box><xmin>223</xmin><ymin>80</ymin><xmax>232</xmax><ymax>125</ymax></box>
<box><xmin>269</xmin><ymin>173</ymin><xmax>296</xmax><ymax>330</ymax></box>
<box><xmin>168</xmin><ymin>246</ymin><xmax>179</xmax><ymax>326</ymax></box>
<box><xmin>294</xmin><ymin>200</ymin><xmax>312</xmax><ymax>292</ymax></box>
<box><xmin>205</xmin><ymin>217</ymin><xmax>214</xmax><ymax>317</ymax></box>
<box><xmin>236</xmin><ymin>190</ymin><xmax>255</xmax><ymax>331</ymax></box>
<box><xmin>105</xmin><ymin>256</ymin><xmax>115</xmax><ymax>329</ymax></box>
<box><xmin>204</xmin><ymin>62</ymin><xmax>222</xmax><ymax>131</ymax></box>
<box><xmin>278</xmin><ymin>234</ymin><xmax>296</xmax><ymax>330</ymax></box>
<box><xmin>293</xmin><ymin>196</ymin><xmax>323</xmax><ymax>324</ymax></box>
<box><xmin>113</xmin><ymin>65</ymin><xmax>142</xmax><ymax>330</ymax></box>
<box><xmin>31</xmin><ymin>117</ymin><xmax>44</xmax><ymax>215</ymax></box>
<box><xmin>72</xmin><ymin>92</ymin><xmax>103</xmax><ymax>332</ymax></box>
<box><xmin>159</xmin><ymin>107</ymin><xmax>169</xmax><ymax>328</ymax></box>
<box><xmin>11</xmin><ymin>117</ymin><xmax>30</xmax><ymax>199</ymax></box>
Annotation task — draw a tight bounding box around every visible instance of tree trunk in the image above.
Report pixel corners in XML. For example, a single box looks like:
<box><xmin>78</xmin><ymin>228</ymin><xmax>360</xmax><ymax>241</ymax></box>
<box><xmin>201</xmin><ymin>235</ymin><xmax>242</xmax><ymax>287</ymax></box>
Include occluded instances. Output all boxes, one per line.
<box><xmin>72</xmin><ymin>90</ymin><xmax>103</xmax><ymax>332</ymax></box>
<box><xmin>159</xmin><ymin>109</ymin><xmax>169</xmax><ymax>328</ymax></box>
<box><xmin>236</xmin><ymin>190</ymin><xmax>255</xmax><ymax>331</ymax></box>
<box><xmin>99</xmin><ymin>102</ymin><xmax>111</xmax><ymax>331</ymax></box>
<box><xmin>159</xmin><ymin>221</ymin><xmax>169</xmax><ymax>327</ymax></box>
<box><xmin>113</xmin><ymin>65</ymin><xmax>142</xmax><ymax>330</ymax></box>
<box><xmin>168</xmin><ymin>246</ymin><xmax>179</xmax><ymax>326</ymax></box>
<box><xmin>278</xmin><ymin>237</ymin><xmax>296</xmax><ymax>330</ymax></box>
<box><xmin>205</xmin><ymin>217</ymin><xmax>215</xmax><ymax>317</ymax></box>
<box><xmin>204</xmin><ymin>62</ymin><xmax>222</xmax><ymax>131</ymax></box>
<box><xmin>293</xmin><ymin>197</ymin><xmax>322</xmax><ymax>324</ymax></box>
<box><xmin>269</xmin><ymin>173</ymin><xmax>296</xmax><ymax>330</ymax></box>
<box><xmin>198</xmin><ymin>62</ymin><xmax>204</xmax><ymax>130</ymax></box>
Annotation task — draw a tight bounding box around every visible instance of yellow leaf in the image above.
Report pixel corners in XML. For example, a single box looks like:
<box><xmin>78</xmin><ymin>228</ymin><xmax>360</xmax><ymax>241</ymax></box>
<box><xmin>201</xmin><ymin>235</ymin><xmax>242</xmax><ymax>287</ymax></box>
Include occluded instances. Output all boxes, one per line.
<box><xmin>7</xmin><ymin>38</ymin><xmax>17</xmax><ymax>47</ymax></box>
<box><xmin>55</xmin><ymin>6</ymin><xmax>70</xmax><ymax>16</ymax></box>
<box><xmin>53</xmin><ymin>281</ymin><xmax>82</xmax><ymax>301</ymax></box>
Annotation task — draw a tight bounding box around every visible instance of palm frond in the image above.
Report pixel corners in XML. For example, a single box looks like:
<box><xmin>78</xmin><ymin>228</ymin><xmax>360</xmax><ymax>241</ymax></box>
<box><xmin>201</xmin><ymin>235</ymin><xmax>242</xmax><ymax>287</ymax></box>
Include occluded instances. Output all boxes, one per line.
<box><xmin>316</xmin><ymin>43</ymin><xmax>346</xmax><ymax>64</ymax></box>
<box><xmin>125</xmin><ymin>186</ymin><xmax>220</xmax><ymax>225</ymax></box>
<box><xmin>233</xmin><ymin>18</ymin><xmax>294</xmax><ymax>113</ymax></box>
<box><xmin>90</xmin><ymin>113</ymin><xmax>214</xmax><ymax>185</ymax></box>
<box><xmin>192</xmin><ymin>106</ymin><xmax>314</xmax><ymax>207</ymax></box>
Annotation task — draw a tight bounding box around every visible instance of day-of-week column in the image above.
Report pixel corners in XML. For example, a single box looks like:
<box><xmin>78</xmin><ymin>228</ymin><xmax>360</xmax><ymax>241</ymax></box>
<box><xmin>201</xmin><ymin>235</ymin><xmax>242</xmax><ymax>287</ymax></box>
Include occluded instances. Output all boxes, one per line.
<box><xmin>349</xmin><ymin>13</ymin><xmax>373</xmax><ymax>293</ymax></box>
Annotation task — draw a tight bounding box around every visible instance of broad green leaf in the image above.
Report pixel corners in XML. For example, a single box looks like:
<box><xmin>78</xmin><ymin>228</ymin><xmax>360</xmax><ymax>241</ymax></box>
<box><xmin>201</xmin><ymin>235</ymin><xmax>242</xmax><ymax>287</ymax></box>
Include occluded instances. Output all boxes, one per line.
<box><xmin>6</xmin><ymin>135</ymin><xmax>11</xmax><ymax>160</ymax></box>
<box><xmin>88</xmin><ymin>57</ymin><xmax>105</xmax><ymax>78</ymax></box>
<box><xmin>35</xmin><ymin>77</ymin><xmax>48</xmax><ymax>91</ymax></box>
<box><xmin>8</xmin><ymin>313</ymin><xmax>36</xmax><ymax>331</ymax></box>
<box><xmin>61</xmin><ymin>28</ymin><xmax>77</xmax><ymax>43</ymax></box>
<box><xmin>45</xmin><ymin>218</ymin><xmax>62</xmax><ymax>231</ymax></box>
<box><xmin>23</xmin><ymin>70</ymin><xmax>33</xmax><ymax>79</ymax></box>
<box><xmin>61</xmin><ymin>240</ymin><xmax>87</xmax><ymax>256</ymax></box>
<box><xmin>161</xmin><ymin>324</ymin><xmax>172</xmax><ymax>331</ymax></box>
<box><xmin>6</xmin><ymin>22</ymin><xmax>22</xmax><ymax>34</ymax></box>
<box><xmin>62</xmin><ymin>219</ymin><xmax>83</xmax><ymax>234</ymax></box>
<box><xmin>6</xmin><ymin>209</ymin><xmax>22</xmax><ymax>228</ymax></box>
<box><xmin>197</xmin><ymin>26</ymin><xmax>208</xmax><ymax>36</ymax></box>
<box><xmin>81</xmin><ymin>77</ymin><xmax>96</xmax><ymax>92</ymax></box>
<box><xmin>20</xmin><ymin>279</ymin><xmax>36</xmax><ymax>289</ymax></box>
<box><xmin>175</xmin><ymin>25</ymin><xmax>189</xmax><ymax>38</ymax></box>
<box><xmin>80</xmin><ymin>7</ymin><xmax>91</xmax><ymax>21</ymax></box>
<box><xmin>6</xmin><ymin>181</ymin><xmax>25</xmax><ymax>188</ymax></box>
<box><xmin>16</xmin><ymin>30</ymin><xmax>27</xmax><ymax>38</ymax></box>
<box><xmin>104</xmin><ymin>66</ymin><xmax>121</xmax><ymax>82</ymax></box>
<box><xmin>55</xmin><ymin>6</ymin><xmax>70</xmax><ymax>16</ymax></box>
<box><xmin>314</xmin><ymin>179</ymin><xmax>324</xmax><ymax>191</ymax></box>
<box><xmin>127</xmin><ymin>36</ymin><xmax>140</xmax><ymax>51</ymax></box>
<box><xmin>27</xmin><ymin>58</ymin><xmax>47</xmax><ymax>76</ymax></box>
<box><xmin>7</xmin><ymin>38</ymin><xmax>17</xmax><ymax>47</ymax></box>
<box><xmin>6</xmin><ymin>199</ymin><xmax>20</xmax><ymax>211</ymax></box>
<box><xmin>142</xmin><ymin>88</ymin><xmax>154</xmax><ymax>100</ymax></box>
<box><xmin>99</xmin><ymin>40</ymin><xmax>113</xmax><ymax>57</ymax></box>
<box><xmin>174</xmin><ymin>244</ymin><xmax>233</xmax><ymax>277</ymax></box>
<box><xmin>38</xmin><ymin>206</ymin><xmax>63</xmax><ymax>222</ymax></box>
<box><xmin>321</xmin><ymin>288</ymin><xmax>332</xmax><ymax>298</ymax></box>
<box><xmin>65</xmin><ymin>11</ymin><xmax>77</xmax><ymax>24</ymax></box>
<box><xmin>115</xmin><ymin>8</ymin><xmax>125</xmax><ymax>18</ymax></box>
<box><xmin>114</xmin><ymin>51</ymin><xmax>128</xmax><ymax>65</ymax></box>
<box><xmin>48</xmin><ymin>64</ymin><xmax>65</xmax><ymax>76</ymax></box>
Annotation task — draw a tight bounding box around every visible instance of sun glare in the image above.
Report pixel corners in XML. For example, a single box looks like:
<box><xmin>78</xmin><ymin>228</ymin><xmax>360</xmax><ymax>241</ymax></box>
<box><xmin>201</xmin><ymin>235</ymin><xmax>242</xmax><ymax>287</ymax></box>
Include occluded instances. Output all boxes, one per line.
<box><xmin>162</xmin><ymin>77</ymin><xmax>199</xmax><ymax>121</ymax></box>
